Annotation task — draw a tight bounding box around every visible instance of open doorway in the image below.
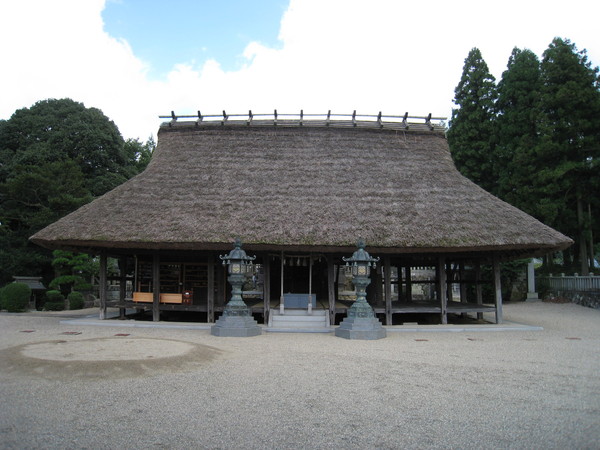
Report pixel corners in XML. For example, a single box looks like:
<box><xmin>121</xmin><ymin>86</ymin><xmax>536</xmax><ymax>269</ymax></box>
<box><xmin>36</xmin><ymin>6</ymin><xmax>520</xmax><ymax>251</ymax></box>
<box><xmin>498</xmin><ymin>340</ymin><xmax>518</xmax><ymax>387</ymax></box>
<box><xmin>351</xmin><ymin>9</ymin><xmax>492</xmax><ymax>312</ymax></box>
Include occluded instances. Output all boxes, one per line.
<box><xmin>269</xmin><ymin>254</ymin><xmax>329</xmax><ymax>309</ymax></box>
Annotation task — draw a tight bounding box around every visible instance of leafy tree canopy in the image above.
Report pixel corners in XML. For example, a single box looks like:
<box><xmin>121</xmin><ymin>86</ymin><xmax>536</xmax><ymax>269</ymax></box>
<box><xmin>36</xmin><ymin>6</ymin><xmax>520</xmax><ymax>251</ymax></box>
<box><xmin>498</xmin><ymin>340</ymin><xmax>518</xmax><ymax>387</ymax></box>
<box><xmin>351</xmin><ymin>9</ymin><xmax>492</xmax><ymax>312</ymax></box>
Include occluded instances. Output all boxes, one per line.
<box><xmin>0</xmin><ymin>98</ymin><xmax>154</xmax><ymax>284</ymax></box>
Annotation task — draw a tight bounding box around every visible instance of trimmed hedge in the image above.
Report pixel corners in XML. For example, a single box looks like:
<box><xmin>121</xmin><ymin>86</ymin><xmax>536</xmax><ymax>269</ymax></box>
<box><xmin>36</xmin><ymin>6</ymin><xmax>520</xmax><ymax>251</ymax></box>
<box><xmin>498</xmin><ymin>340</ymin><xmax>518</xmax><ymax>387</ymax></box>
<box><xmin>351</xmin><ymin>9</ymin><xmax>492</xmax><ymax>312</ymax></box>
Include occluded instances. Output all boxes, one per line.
<box><xmin>44</xmin><ymin>290</ymin><xmax>65</xmax><ymax>311</ymax></box>
<box><xmin>67</xmin><ymin>291</ymin><xmax>85</xmax><ymax>310</ymax></box>
<box><xmin>1</xmin><ymin>283</ymin><xmax>32</xmax><ymax>312</ymax></box>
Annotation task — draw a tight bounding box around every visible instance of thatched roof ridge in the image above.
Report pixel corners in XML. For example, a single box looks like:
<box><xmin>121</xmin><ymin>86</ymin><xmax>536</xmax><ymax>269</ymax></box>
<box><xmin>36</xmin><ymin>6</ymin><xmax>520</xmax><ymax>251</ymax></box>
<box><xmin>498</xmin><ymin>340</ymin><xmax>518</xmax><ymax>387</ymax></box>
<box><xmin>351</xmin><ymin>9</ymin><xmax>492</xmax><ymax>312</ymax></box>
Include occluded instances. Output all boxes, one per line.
<box><xmin>31</xmin><ymin>122</ymin><xmax>572</xmax><ymax>258</ymax></box>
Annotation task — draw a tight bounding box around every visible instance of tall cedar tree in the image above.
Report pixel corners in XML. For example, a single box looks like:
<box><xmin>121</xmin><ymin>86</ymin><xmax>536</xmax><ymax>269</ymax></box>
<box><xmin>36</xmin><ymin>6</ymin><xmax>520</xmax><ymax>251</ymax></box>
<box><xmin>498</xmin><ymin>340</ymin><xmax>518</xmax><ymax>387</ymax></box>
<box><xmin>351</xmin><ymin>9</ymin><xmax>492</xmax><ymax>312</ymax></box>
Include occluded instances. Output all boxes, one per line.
<box><xmin>0</xmin><ymin>99</ymin><xmax>154</xmax><ymax>284</ymax></box>
<box><xmin>536</xmin><ymin>38</ymin><xmax>600</xmax><ymax>274</ymax></box>
<box><xmin>448</xmin><ymin>48</ymin><xmax>498</xmax><ymax>194</ymax></box>
<box><xmin>495</xmin><ymin>48</ymin><xmax>542</xmax><ymax>212</ymax></box>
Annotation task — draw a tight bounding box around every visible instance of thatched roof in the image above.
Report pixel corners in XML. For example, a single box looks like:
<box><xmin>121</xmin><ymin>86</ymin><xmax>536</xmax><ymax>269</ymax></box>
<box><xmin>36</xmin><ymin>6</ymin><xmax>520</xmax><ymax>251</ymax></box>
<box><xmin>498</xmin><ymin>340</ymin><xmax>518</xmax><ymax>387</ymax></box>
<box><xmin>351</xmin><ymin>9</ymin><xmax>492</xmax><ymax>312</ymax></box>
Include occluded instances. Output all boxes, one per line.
<box><xmin>31</xmin><ymin>117</ymin><xmax>572</xmax><ymax>258</ymax></box>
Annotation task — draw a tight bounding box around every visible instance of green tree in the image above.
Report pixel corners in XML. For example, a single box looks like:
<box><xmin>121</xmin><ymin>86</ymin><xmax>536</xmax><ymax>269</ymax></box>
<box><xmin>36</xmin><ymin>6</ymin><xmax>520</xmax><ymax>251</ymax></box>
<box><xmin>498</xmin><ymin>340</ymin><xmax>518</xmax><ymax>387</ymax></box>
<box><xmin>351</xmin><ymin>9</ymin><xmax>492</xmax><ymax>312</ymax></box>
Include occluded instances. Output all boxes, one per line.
<box><xmin>49</xmin><ymin>250</ymin><xmax>96</xmax><ymax>293</ymax></box>
<box><xmin>448</xmin><ymin>48</ymin><xmax>498</xmax><ymax>194</ymax></box>
<box><xmin>536</xmin><ymin>38</ymin><xmax>600</xmax><ymax>274</ymax></box>
<box><xmin>0</xmin><ymin>98</ymin><xmax>153</xmax><ymax>284</ymax></box>
<box><xmin>123</xmin><ymin>135</ymin><xmax>155</xmax><ymax>175</ymax></box>
<box><xmin>494</xmin><ymin>48</ymin><xmax>542</xmax><ymax>211</ymax></box>
<box><xmin>0</xmin><ymin>160</ymin><xmax>92</xmax><ymax>283</ymax></box>
<box><xmin>0</xmin><ymin>99</ymin><xmax>130</xmax><ymax>195</ymax></box>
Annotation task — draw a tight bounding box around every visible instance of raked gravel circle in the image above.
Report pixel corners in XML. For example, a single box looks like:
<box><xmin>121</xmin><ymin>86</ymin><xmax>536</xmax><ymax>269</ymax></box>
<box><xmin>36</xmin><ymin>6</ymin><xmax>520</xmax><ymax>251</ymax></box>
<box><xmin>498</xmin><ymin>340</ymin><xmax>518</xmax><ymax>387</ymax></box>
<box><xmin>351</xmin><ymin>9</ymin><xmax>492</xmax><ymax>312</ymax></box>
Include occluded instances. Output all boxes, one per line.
<box><xmin>20</xmin><ymin>337</ymin><xmax>195</xmax><ymax>362</ymax></box>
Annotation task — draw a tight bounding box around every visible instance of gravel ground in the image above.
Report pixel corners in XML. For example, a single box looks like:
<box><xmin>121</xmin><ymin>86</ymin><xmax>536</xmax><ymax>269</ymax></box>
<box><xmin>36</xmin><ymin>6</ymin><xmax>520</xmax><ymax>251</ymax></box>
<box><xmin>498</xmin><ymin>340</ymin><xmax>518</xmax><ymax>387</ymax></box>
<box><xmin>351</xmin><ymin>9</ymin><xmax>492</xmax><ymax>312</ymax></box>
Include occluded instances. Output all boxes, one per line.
<box><xmin>0</xmin><ymin>302</ymin><xmax>598</xmax><ymax>450</ymax></box>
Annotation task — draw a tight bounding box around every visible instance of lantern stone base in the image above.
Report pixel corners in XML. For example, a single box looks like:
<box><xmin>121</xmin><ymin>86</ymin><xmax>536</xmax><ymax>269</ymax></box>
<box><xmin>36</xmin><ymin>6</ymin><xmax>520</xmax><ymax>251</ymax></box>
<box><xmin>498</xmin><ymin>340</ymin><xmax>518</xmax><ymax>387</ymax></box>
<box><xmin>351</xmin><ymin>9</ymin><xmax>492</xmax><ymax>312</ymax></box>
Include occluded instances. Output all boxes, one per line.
<box><xmin>211</xmin><ymin>315</ymin><xmax>262</xmax><ymax>337</ymax></box>
<box><xmin>335</xmin><ymin>317</ymin><xmax>386</xmax><ymax>340</ymax></box>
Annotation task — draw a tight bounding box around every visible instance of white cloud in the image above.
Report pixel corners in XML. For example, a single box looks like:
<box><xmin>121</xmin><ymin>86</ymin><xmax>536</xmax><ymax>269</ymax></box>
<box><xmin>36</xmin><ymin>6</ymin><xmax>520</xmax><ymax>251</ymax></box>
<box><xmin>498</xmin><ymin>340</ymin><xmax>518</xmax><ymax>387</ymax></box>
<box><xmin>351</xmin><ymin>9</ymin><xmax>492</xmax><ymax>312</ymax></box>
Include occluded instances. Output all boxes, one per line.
<box><xmin>1</xmin><ymin>0</ymin><xmax>598</xmax><ymax>140</ymax></box>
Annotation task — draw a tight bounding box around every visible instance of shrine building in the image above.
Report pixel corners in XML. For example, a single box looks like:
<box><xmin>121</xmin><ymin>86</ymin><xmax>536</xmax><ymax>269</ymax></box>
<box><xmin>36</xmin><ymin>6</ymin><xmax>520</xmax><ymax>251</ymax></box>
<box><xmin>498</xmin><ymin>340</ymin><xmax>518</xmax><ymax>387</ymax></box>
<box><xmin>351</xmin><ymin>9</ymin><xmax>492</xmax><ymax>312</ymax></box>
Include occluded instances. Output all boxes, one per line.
<box><xmin>30</xmin><ymin>111</ymin><xmax>572</xmax><ymax>328</ymax></box>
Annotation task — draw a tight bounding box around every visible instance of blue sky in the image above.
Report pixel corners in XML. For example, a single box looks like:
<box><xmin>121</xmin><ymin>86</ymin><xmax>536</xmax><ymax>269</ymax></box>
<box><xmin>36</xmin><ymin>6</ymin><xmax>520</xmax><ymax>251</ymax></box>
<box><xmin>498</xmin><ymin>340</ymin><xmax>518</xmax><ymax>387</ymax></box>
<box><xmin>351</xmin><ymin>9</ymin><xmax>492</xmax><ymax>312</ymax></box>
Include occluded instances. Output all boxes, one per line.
<box><xmin>1</xmin><ymin>0</ymin><xmax>599</xmax><ymax>140</ymax></box>
<box><xmin>103</xmin><ymin>0</ymin><xmax>287</xmax><ymax>77</ymax></box>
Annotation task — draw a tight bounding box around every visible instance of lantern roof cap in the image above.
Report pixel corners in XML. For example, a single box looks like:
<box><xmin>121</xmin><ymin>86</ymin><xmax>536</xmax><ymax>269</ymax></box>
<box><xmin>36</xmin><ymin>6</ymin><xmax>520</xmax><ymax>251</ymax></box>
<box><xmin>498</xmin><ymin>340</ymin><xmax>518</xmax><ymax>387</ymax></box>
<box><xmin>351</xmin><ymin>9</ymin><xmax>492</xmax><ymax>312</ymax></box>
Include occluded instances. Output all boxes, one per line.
<box><xmin>220</xmin><ymin>238</ymin><xmax>256</xmax><ymax>263</ymax></box>
<box><xmin>343</xmin><ymin>239</ymin><xmax>380</xmax><ymax>264</ymax></box>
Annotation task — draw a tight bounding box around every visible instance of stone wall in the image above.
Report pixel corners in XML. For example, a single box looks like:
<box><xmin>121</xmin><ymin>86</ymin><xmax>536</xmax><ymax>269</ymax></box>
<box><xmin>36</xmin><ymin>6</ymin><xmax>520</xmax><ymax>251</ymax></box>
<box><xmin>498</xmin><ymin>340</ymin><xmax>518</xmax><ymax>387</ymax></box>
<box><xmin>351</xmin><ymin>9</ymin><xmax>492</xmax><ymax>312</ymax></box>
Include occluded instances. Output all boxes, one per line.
<box><xmin>544</xmin><ymin>291</ymin><xmax>600</xmax><ymax>310</ymax></box>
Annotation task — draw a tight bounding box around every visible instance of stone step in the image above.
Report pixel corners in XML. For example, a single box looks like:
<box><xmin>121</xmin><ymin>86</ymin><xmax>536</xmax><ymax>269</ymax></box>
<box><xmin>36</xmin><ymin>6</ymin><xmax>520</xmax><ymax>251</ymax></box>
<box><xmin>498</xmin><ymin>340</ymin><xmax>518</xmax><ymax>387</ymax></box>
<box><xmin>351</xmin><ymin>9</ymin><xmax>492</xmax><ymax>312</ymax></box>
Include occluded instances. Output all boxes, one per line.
<box><xmin>268</xmin><ymin>309</ymin><xmax>330</xmax><ymax>332</ymax></box>
<box><xmin>273</xmin><ymin>314</ymin><xmax>326</xmax><ymax>322</ymax></box>
<box><xmin>272</xmin><ymin>309</ymin><xmax>328</xmax><ymax>316</ymax></box>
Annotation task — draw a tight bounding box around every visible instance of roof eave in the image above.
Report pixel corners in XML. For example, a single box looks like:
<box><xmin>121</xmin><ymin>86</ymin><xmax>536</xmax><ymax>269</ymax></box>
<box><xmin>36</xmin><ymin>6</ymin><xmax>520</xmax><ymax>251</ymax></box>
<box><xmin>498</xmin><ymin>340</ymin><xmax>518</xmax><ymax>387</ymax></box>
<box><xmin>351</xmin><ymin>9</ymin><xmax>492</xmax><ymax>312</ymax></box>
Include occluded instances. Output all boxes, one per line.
<box><xmin>30</xmin><ymin>237</ymin><xmax>572</xmax><ymax>261</ymax></box>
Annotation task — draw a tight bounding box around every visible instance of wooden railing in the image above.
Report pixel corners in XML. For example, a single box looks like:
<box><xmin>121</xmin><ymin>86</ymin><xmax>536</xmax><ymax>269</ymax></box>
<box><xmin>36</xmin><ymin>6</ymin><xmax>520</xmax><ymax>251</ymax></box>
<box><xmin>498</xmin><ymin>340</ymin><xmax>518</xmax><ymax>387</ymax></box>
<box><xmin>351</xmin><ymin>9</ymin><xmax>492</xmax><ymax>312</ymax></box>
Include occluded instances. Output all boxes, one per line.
<box><xmin>542</xmin><ymin>275</ymin><xmax>600</xmax><ymax>292</ymax></box>
<box><xmin>159</xmin><ymin>110</ymin><xmax>447</xmax><ymax>131</ymax></box>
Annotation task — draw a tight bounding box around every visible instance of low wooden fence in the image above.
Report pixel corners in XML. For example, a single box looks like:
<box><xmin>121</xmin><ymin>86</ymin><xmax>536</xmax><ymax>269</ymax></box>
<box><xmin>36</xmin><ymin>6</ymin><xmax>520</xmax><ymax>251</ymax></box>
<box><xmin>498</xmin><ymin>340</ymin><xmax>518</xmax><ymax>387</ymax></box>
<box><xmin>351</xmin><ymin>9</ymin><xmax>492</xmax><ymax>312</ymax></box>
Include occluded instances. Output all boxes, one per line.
<box><xmin>542</xmin><ymin>275</ymin><xmax>600</xmax><ymax>293</ymax></box>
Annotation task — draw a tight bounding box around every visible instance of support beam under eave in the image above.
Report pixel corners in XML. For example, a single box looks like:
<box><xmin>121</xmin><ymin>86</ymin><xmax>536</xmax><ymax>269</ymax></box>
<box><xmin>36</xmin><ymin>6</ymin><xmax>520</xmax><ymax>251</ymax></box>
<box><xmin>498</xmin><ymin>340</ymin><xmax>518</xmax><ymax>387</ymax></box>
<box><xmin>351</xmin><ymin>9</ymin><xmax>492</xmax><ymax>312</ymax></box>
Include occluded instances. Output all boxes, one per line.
<box><xmin>493</xmin><ymin>257</ymin><xmax>503</xmax><ymax>324</ymax></box>
<box><xmin>207</xmin><ymin>254</ymin><xmax>215</xmax><ymax>323</ymax></box>
<box><xmin>119</xmin><ymin>255</ymin><xmax>127</xmax><ymax>319</ymax></box>
<box><xmin>263</xmin><ymin>256</ymin><xmax>271</xmax><ymax>324</ymax></box>
<box><xmin>384</xmin><ymin>256</ymin><xmax>392</xmax><ymax>325</ymax></box>
<box><xmin>405</xmin><ymin>264</ymin><xmax>412</xmax><ymax>302</ymax></box>
<box><xmin>152</xmin><ymin>253</ymin><xmax>160</xmax><ymax>322</ymax></box>
<box><xmin>459</xmin><ymin>262</ymin><xmax>467</xmax><ymax>304</ymax></box>
<box><xmin>328</xmin><ymin>258</ymin><xmax>336</xmax><ymax>327</ymax></box>
<box><xmin>475</xmin><ymin>261</ymin><xmax>483</xmax><ymax>321</ymax></box>
<box><xmin>437</xmin><ymin>256</ymin><xmax>447</xmax><ymax>324</ymax></box>
<box><xmin>99</xmin><ymin>251</ymin><xmax>107</xmax><ymax>320</ymax></box>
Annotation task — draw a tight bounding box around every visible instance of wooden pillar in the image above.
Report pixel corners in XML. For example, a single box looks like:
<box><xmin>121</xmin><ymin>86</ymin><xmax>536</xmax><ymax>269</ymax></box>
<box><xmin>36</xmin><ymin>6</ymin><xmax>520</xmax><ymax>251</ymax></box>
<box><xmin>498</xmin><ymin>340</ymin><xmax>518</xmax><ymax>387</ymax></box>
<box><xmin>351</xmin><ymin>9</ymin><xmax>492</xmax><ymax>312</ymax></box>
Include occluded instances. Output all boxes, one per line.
<box><xmin>397</xmin><ymin>264</ymin><xmax>403</xmax><ymax>302</ymax></box>
<box><xmin>436</xmin><ymin>256</ymin><xmax>447</xmax><ymax>324</ymax></box>
<box><xmin>446</xmin><ymin>262</ymin><xmax>453</xmax><ymax>304</ymax></box>
<box><xmin>308</xmin><ymin>255</ymin><xmax>313</xmax><ymax>313</ymax></box>
<box><xmin>405</xmin><ymin>264</ymin><xmax>412</xmax><ymax>302</ymax></box>
<box><xmin>493</xmin><ymin>257</ymin><xmax>503</xmax><ymax>324</ymax></box>
<box><xmin>280</xmin><ymin>251</ymin><xmax>285</xmax><ymax>314</ymax></box>
<box><xmin>375</xmin><ymin>264</ymin><xmax>384</xmax><ymax>307</ymax></box>
<box><xmin>384</xmin><ymin>256</ymin><xmax>392</xmax><ymax>325</ymax></box>
<box><xmin>263</xmin><ymin>256</ymin><xmax>271</xmax><ymax>323</ymax></box>
<box><xmin>459</xmin><ymin>262</ymin><xmax>467</xmax><ymax>304</ymax></box>
<box><xmin>152</xmin><ymin>253</ymin><xmax>160</xmax><ymax>322</ymax></box>
<box><xmin>119</xmin><ymin>255</ymin><xmax>127</xmax><ymax>319</ymax></box>
<box><xmin>475</xmin><ymin>261</ymin><xmax>483</xmax><ymax>320</ymax></box>
<box><xmin>216</xmin><ymin>261</ymin><xmax>225</xmax><ymax>309</ymax></box>
<box><xmin>99</xmin><ymin>251</ymin><xmax>108</xmax><ymax>320</ymax></box>
<box><xmin>207</xmin><ymin>254</ymin><xmax>215</xmax><ymax>323</ymax></box>
<box><xmin>327</xmin><ymin>258</ymin><xmax>335</xmax><ymax>326</ymax></box>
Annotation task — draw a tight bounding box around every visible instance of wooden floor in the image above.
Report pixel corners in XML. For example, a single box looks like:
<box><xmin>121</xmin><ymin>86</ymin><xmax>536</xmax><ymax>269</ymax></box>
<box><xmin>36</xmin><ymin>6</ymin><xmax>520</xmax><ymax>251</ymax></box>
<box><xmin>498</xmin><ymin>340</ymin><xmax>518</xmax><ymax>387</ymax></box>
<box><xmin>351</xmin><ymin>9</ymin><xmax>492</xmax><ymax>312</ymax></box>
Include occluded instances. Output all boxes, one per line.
<box><xmin>373</xmin><ymin>300</ymin><xmax>496</xmax><ymax>314</ymax></box>
<box><xmin>113</xmin><ymin>298</ymin><xmax>497</xmax><ymax>325</ymax></box>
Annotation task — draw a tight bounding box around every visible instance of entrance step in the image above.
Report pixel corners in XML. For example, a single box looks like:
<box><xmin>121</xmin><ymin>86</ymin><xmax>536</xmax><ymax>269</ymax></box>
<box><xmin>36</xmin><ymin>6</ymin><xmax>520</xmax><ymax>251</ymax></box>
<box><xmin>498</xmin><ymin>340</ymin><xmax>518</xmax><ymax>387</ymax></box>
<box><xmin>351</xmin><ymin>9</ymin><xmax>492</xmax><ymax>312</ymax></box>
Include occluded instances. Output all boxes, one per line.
<box><xmin>267</xmin><ymin>309</ymin><xmax>331</xmax><ymax>333</ymax></box>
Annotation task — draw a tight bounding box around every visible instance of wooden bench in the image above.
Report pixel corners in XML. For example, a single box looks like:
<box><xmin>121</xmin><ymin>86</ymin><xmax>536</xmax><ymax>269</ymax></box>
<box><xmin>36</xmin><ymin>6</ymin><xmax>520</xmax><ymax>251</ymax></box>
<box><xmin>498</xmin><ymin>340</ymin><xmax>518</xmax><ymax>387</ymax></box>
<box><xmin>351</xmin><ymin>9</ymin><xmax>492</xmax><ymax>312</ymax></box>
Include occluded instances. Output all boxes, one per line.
<box><xmin>132</xmin><ymin>292</ymin><xmax>183</xmax><ymax>304</ymax></box>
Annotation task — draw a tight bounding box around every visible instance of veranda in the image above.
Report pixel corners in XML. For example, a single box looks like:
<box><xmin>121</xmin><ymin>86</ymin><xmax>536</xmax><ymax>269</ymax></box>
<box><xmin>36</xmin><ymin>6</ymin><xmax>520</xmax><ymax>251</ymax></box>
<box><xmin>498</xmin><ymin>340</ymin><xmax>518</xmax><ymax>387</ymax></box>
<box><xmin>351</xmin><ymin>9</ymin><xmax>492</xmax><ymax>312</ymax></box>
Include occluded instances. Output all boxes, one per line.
<box><xmin>97</xmin><ymin>248</ymin><xmax>505</xmax><ymax>326</ymax></box>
